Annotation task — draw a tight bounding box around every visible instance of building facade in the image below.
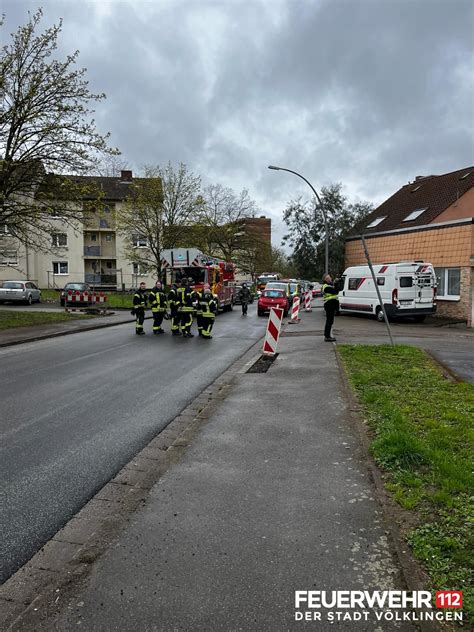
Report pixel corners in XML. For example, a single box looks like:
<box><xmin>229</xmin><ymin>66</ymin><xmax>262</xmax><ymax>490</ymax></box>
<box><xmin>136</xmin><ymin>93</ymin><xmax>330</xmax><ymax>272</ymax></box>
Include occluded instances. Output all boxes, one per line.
<box><xmin>0</xmin><ymin>170</ymin><xmax>272</xmax><ymax>290</ymax></box>
<box><xmin>345</xmin><ymin>167</ymin><xmax>474</xmax><ymax>326</ymax></box>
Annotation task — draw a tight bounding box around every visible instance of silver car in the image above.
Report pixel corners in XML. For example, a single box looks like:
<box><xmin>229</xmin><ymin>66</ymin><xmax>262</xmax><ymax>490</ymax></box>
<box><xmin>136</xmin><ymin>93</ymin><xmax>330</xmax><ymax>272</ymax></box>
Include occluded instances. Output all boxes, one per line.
<box><xmin>0</xmin><ymin>280</ymin><xmax>42</xmax><ymax>305</ymax></box>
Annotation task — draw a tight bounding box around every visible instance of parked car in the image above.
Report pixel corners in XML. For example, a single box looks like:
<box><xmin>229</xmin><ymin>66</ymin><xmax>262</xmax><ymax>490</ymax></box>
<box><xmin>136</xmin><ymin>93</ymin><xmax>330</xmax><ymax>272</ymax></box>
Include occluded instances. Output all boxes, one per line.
<box><xmin>312</xmin><ymin>283</ymin><xmax>322</xmax><ymax>298</ymax></box>
<box><xmin>257</xmin><ymin>289</ymin><xmax>289</xmax><ymax>316</ymax></box>
<box><xmin>60</xmin><ymin>282</ymin><xmax>92</xmax><ymax>307</ymax></box>
<box><xmin>0</xmin><ymin>281</ymin><xmax>41</xmax><ymax>305</ymax></box>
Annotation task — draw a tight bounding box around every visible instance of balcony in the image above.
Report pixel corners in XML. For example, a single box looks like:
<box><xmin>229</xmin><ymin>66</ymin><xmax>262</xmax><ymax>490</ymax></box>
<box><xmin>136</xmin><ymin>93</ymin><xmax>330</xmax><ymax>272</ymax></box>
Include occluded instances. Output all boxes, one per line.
<box><xmin>85</xmin><ymin>274</ymin><xmax>117</xmax><ymax>286</ymax></box>
<box><xmin>83</xmin><ymin>217</ymin><xmax>116</xmax><ymax>230</ymax></box>
<box><xmin>84</xmin><ymin>246</ymin><xmax>101</xmax><ymax>256</ymax></box>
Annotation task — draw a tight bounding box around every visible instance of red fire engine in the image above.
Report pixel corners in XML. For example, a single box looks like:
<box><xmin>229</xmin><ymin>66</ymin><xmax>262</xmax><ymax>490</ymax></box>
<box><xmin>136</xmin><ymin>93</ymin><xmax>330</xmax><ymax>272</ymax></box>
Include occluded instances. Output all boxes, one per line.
<box><xmin>160</xmin><ymin>248</ymin><xmax>235</xmax><ymax>311</ymax></box>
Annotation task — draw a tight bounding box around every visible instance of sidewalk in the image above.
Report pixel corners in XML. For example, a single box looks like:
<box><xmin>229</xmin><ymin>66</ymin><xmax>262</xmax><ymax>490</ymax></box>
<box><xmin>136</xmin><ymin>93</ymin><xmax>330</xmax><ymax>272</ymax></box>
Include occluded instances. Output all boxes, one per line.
<box><xmin>9</xmin><ymin>310</ymin><xmax>418</xmax><ymax>631</ymax></box>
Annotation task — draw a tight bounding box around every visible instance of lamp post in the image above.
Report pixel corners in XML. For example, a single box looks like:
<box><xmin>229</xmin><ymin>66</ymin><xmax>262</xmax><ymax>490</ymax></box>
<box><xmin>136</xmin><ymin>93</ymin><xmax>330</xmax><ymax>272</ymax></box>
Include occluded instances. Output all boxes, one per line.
<box><xmin>268</xmin><ymin>165</ymin><xmax>329</xmax><ymax>275</ymax></box>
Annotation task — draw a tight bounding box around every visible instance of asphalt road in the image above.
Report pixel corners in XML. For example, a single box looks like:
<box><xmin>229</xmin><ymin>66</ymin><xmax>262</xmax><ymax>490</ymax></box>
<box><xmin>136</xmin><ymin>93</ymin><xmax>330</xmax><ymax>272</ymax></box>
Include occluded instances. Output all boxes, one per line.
<box><xmin>0</xmin><ymin>307</ymin><xmax>266</xmax><ymax>584</ymax></box>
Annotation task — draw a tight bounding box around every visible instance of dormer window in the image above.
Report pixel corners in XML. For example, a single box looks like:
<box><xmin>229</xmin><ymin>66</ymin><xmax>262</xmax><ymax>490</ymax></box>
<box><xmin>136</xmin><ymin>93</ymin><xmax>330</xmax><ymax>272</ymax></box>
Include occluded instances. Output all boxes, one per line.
<box><xmin>403</xmin><ymin>208</ymin><xmax>427</xmax><ymax>222</ymax></box>
<box><xmin>366</xmin><ymin>216</ymin><xmax>386</xmax><ymax>229</ymax></box>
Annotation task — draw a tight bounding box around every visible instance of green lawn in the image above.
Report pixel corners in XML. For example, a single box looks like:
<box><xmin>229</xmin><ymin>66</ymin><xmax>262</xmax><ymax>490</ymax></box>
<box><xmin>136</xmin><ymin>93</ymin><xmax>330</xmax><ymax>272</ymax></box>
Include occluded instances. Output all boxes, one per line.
<box><xmin>339</xmin><ymin>344</ymin><xmax>474</xmax><ymax>620</ymax></box>
<box><xmin>0</xmin><ymin>310</ymin><xmax>94</xmax><ymax>330</ymax></box>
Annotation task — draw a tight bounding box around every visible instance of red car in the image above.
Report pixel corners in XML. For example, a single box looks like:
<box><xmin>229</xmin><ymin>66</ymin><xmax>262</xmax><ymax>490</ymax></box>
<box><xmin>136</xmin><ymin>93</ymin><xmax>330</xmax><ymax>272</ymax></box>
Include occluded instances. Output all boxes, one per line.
<box><xmin>257</xmin><ymin>289</ymin><xmax>289</xmax><ymax>317</ymax></box>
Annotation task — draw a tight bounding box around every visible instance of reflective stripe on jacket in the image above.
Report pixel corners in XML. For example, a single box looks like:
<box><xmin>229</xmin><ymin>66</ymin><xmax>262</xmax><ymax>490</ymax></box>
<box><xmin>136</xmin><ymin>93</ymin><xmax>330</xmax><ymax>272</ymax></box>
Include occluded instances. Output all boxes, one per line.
<box><xmin>133</xmin><ymin>290</ymin><xmax>147</xmax><ymax>309</ymax></box>
<box><xmin>149</xmin><ymin>289</ymin><xmax>167</xmax><ymax>312</ymax></box>
<box><xmin>177</xmin><ymin>287</ymin><xmax>194</xmax><ymax>312</ymax></box>
<box><xmin>322</xmin><ymin>283</ymin><xmax>339</xmax><ymax>303</ymax></box>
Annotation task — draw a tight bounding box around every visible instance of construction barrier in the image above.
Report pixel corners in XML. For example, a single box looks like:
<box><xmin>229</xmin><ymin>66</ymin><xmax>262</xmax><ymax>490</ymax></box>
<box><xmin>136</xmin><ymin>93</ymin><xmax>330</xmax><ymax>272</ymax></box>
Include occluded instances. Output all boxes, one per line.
<box><xmin>91</xmin><ymin>292</ymin><xmax>108</xmax><ymax>314</ymax></box>
<box><xmin>290</xmin><ymin>296</ymin><xmax>300</xmax><ymax>322</ymax></box>
<box><xmin>262</xmin><ymin>307</ymin><xmax>284</xmax><ymax>355</ymax></box>
<box><xmin>304</xmin><ymin>290</ymin><xmax>312</xmax><ymax>312</ymax></box>
<box><xmin>65</xmin><ymin>290</ymin><xmax>108</xmax><ymax>314</ymax></box>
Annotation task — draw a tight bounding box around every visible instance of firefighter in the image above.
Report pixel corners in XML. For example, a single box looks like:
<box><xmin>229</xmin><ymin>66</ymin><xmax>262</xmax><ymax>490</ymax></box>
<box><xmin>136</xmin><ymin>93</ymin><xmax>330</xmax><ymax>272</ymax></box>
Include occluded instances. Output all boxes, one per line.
<box><xmin>190</xmin><ymin>281</ymin><xmax>203</xmax><ymax>336</ymax></box>
<box><xmin>132</xmin><ymin>281</ymin><xmax>148</xmax><ymax>335</ymax></box>
<box><xmin>322</xmin><ymin>274</ymin><xmax>342</xmax><ymax>342</ymax></box>
<box><xmin>177</xmin><ymin>278</ymin><xmax>195</xmax><ymax>338</ymax></box>
<box><xmin>168</xmin><ymin>282</ymin><xmax>181</xmax><ymax>336</ymax></box>
<box><xmin>200</xmin><ymin>289</ymin><xmax>218</xmax><ymax>339</ymax></box>
<box><xmin>149</xmin><ymin>279</ymin><xmax>167</xmax><ymax>334</ymax></box>
<box><xmin>238</xmin><ymin>283</ymin><xmax>252</xmax><ymax>315</ymax></box>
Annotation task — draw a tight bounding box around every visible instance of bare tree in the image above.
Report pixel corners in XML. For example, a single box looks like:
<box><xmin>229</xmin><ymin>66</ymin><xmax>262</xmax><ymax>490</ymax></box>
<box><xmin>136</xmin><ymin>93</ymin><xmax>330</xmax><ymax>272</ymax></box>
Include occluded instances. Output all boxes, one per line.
<box><xmin>158</xmin><ymin>162</ymin><xmax>202</xmax><ymax>247</ymax></box>
<box><xmin>0</xmin><ymin>9</ymin><xmax>119</xmax><ymax>248</ymax></box>
<box><xmin>192</xmin><ymin>184</ymin><xmax>259</xmax><ymax>261</ymax></box>
<box><xmin>116</xmin><ymin>163</ymin><xmax>202</xmax><ymax>276</ymax></box>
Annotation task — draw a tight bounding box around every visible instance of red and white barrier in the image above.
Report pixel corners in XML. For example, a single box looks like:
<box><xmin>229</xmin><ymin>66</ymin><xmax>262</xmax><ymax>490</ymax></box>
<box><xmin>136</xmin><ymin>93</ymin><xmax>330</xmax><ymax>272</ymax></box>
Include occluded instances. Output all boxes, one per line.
<box><xmin>262</xmin><ymin>307</ymin><xmax>284</xmax><ymax>355</ymax></box>
<box><xmin>304</xmin><ymin>291</ymin><xmax>312</xmax><ymax>312</ymax></box>
<box><xmin>65</xmin><ymin>290</ymin><xmax>108</xmax><ymax>313</ymax></box>
<box><xmin>290</xmin><ymin>296</ymin><xmax>300</xmax><ymax>322</ymax></box>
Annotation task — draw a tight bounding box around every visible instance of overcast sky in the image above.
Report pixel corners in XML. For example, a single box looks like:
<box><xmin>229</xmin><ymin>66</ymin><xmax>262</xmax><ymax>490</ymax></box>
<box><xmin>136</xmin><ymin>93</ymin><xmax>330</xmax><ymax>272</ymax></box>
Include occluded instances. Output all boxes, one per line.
<box><xmin>3</xmin><ymin>0</ymin><xmax>474</xmax><ymax>247</ymax></box>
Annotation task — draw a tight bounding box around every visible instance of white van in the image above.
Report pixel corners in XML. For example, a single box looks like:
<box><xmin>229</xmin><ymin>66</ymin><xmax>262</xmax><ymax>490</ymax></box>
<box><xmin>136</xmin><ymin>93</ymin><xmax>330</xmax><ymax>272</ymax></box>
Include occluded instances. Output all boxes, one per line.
<box><xmin>339</xmin><ymin>262</ymin><xmax>437</xmax><ymax>322</ymax></box>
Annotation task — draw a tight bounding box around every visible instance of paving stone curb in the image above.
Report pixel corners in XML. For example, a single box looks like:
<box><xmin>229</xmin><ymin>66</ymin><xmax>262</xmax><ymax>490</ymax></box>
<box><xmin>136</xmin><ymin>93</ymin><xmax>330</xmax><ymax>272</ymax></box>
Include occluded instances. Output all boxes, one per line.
<box><xmin>0</xmin><ymin>338</ymin><xmax>265</xmax><ymax>631</ymax></box>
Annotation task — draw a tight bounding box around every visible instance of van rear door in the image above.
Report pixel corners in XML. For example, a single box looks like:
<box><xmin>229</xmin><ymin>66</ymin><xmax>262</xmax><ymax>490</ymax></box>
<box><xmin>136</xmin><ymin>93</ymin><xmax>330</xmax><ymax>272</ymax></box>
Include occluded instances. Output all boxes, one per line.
<box><xmin>397</xmin><ymin>274</ymin><xmax>416</xmax><ymax>308</ymax></box>
<box><xmin>415</xmin><ymin>266</ymin><xmax>435</xmax><ymax>309</ymax></box>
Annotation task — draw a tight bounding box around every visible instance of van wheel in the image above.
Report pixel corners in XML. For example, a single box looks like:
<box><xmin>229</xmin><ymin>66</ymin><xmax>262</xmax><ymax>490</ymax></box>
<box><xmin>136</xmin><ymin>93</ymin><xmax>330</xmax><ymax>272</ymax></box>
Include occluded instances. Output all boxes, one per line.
<box><xmin>376</xmin><ymin>307</ymin><xmax>385</xmax><ymax>322</ymax></box>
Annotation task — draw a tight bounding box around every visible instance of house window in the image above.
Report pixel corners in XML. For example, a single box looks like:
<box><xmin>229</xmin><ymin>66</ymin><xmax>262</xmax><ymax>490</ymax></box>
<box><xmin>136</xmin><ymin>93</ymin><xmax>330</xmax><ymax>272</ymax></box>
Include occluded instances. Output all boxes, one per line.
<box><xmin>133</xmin><ymin>263</ymin><xmax>147</xmax><ymax>276</ymax></box>
<box><xmin>91</xmin><ymin>234</ymin><xmax>97</xmax><ymax>242</ymax></box>
<box><xmin>51</xmin><ymin>233</ymin><xmax>68</xmax><ymax>247</ymax></box>
<box><xmin>105</xmin><ymin>234</ymin><xmax>113</xmax><ymax>242</ymax></box>
<box><xmin>403</xmin><ymin>208</ymin><xmax>427</xmax><ymax>222</ymax></box>
<box><xmin>0</xmin><ymin>224</ymin><xmax>11</xmax><ymax>235</ymax></box>
<box><xmin>106</xmin><ymin>261</ymin><xmax>113</xmax><ymax>269</ymax></box>
<box><xmin>52</xmin><ymin>261</ymin><xmax>69</xmax><ymax>275</ymax></box>
<box><xmin>435</xmin><ymin>267</ymin><xmax>461</xmax><ymax>299</ymax></box>
<box><xmin>366</xmin><ymin>217</ymin><xmax>386</xmax><ymax>229</ymax></box>
<box><xmin>133</xmin><ymin>234</ymin><xmax>148</xmax><ymax>248</ymax></box>
<box><xmin>0</xmin><ymin>250</ymin><xmax>18</xmax><ymax>265</ymax></box>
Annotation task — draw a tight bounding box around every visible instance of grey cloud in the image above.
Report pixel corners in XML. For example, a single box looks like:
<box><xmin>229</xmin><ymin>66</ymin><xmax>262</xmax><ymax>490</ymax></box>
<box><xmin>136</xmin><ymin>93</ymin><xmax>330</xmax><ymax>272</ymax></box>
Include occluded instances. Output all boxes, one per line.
<box><xmin>2</xmin><ymin>0</ymin><xmax>473</xmax><ymax>247</ymax></box>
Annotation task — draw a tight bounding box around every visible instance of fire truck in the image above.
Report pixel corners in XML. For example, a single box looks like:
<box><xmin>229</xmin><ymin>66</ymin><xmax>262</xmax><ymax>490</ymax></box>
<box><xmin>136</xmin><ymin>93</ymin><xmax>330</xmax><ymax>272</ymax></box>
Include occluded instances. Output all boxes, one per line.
<box><xmin>160</xmin><ymin>248</ymin><xmax>236</xmax><ymax>311</ymax></box>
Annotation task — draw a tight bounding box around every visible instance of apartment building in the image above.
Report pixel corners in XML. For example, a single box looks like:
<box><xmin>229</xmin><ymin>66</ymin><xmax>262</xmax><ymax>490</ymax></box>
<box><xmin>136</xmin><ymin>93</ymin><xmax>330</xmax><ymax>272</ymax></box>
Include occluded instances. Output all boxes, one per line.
<box><xmin>345</xmin><ymin>166</ymin><xmax>474</xmax><ymax>326</ymax></box>
<box><xmin>0</xmin><ymin>170</ymin><xmax>272</xmax><ymax>289</ymax></box>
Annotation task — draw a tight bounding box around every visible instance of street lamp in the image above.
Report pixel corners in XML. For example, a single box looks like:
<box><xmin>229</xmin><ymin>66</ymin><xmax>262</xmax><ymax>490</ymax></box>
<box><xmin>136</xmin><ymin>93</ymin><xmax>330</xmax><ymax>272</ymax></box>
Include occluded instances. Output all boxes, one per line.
<box><xmin>268</xmin><ymin>165</ymin><xmax>329</xmax><ymax>275</ymax></box>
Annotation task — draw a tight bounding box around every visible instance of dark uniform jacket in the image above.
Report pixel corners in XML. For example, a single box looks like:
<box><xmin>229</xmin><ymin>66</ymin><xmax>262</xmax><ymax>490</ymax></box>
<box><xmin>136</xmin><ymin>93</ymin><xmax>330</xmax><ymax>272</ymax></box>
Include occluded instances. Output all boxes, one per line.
<box><xmin>149</xmin><ymin>288</ymin><xmax>167</xmax><ymax>312</ymax></box>
<box><xmin>133</xmin><ymin>289</ymin><xmax>147</xmax><ymax>310</ymax></box>
<box><xmin>238</xmin><ymin>287</ymin><xmax>252</xmax><ymax>304</ymax></box>
<box><xmin>177</xmin><ymin>286</ymin><xmax>195</xmax><ymax>312</ymax></box>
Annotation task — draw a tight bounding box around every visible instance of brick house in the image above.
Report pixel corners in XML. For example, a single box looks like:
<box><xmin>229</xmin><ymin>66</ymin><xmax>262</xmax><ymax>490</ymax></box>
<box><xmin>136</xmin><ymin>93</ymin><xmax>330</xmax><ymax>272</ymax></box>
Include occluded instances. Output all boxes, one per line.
<box><xmin>345</xmin><ymin>167</ymin><xmax>474</xmax><ymax>326</ymax></box>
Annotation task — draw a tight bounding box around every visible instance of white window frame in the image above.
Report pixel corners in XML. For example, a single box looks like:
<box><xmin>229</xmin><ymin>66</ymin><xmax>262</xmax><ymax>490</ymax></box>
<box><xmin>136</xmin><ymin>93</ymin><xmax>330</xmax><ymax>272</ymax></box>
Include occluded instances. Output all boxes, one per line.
<box><xmin>435</xmin><ymin>267</ymin><xmax>461</xmax><ymax>301</ymax></box>
<box><xmin>403</xmin><ymin>208</ymin><xmax>427</xmax><ymax>222</ymax></box>
<box><xmin>51</xmin><ymin>232</ymin><xmax>68</xmax><ymax>248</ymax></box>
<box><xmin>132</xmin><ymin>262</ymin><xmax>147</xmax><ymax>276</ymax></box>
<box><xmin>52</xmin><ymin>261</ymin><xmax>69</xmax><ymax>275</ymax></box>
<box><xmin>366</xmin><ymin>216</ymin><xmax>386</xmax><ymax>229</ymax></box>
<box><xmin>0</xmin><ymin>250</ymin><xmax>18</xmax><ymax>265</ymax></box>
<box><xmin>133</xmin><ymin>235</ymin><xmax>148</xmax><ymax>248</ymax></box>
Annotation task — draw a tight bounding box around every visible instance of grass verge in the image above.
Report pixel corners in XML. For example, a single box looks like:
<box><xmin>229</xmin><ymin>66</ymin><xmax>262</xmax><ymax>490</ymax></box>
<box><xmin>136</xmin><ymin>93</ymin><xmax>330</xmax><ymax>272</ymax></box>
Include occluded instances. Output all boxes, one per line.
<box><xmin>338</xmin><ymin>344</ymin><xmax>474</xmax><ymax>621</ymax></box>
<box><xmin>0</xmin><ymin>311</ymin><xmax>94</xmax><ymax>330</ymax></box>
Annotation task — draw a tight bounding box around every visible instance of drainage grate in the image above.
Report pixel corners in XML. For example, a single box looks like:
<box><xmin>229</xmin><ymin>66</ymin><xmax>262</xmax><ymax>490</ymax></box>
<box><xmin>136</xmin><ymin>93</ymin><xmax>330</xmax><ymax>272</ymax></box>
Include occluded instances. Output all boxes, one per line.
<box><xmin>246</xmin><ymin>353</ymin><xmax>279</xmax><ymax>373</ymax></box>
<box><xmin>280</xmin><ymin>330</ymin><xmax>323</xmax><ymax>337</ymax></box>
